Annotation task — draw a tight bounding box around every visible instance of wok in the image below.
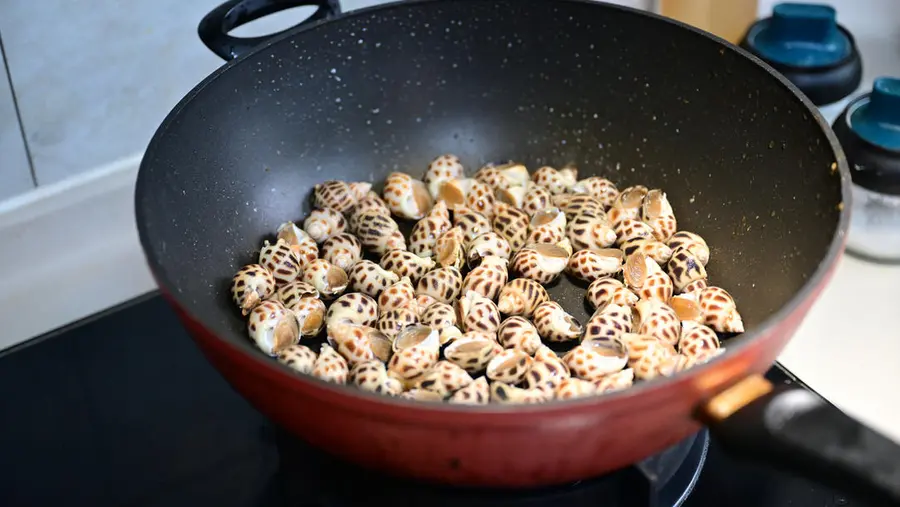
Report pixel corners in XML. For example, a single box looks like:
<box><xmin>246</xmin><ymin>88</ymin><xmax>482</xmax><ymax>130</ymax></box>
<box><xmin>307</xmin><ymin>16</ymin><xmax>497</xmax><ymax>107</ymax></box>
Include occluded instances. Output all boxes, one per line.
<box><xmin>134</xmin><ymin>0</ymin><xmax>900</xmax><ymax>503</ymax></box>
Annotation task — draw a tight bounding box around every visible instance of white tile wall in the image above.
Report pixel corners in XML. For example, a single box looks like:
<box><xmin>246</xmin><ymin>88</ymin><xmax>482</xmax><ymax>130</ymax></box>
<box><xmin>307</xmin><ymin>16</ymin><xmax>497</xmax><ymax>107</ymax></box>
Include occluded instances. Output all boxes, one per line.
<box><xmin>0</xmin><ymin>53</ymin><xmax>34</xmax><ymax>200</ymax></box>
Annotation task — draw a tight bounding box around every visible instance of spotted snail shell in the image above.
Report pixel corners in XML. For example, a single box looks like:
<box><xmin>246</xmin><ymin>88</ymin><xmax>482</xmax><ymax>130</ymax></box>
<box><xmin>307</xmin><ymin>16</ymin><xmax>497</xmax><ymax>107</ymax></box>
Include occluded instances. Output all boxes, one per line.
<box><xmin>301</xmin><ymin>259</ymin><xmax>348</xmax><ymax>300</ymax></box>
<box><xmin>248</xmin><ymin>301</ymin><xmax>299</xmax><ymax>356</ymax></box>
<box><xmin>621</xmin><ymin>238</ymin><xmax>673</xmax><ymax>265</ymax></box>
<box><xmin>312</xmin><ymin>343</ymin><xmax>350</xmax><ymax>384</ymax></box>
<box><xmin>380</xmin><ymin>250</ymin><xmax>436</xmax><ymax>284</ymax></box>
<box><xmin>556</xmin><ymin>194</ymin><xmax>606</xmax><ymax>221</ymax></box>
<box><xmin>566</xmin><ymin>248</ymin><xmax>624</xmax><ymax>282</ymax></box>
<box><xmin>698</xmin><ymin>286</ymin><xmax>745</xmax><ymax>333</ymax></box>
<box><xmin>475</xmin><ymin>163</ymin><xmax>530</xmax><ymax>190</ymax></box>
<box><xmin>593</xmin><ymin>368</ymin><xmax>635</xmax><ymax>393</ymax></box>
<box><xmin>231</xmin><ymin>264</ymin><xmax>275</xmax><ymax>315</ymax></box>
<box><xmin>448</xmin><ymin>376</ymin><xmax>490</xmax><ymax>405</ymax></box>
<box><xmin>378</xmin><ymin>277</ymin><xmax>416</xmax><ymax>313</ymax></box>
<box><xmin>326</xmin><ymin>293</ymin><xmax>379</xmax><ymax>328</ymax></box>
<box><xmin>496</xmin><ymin>278</ymin><xmax>549</xmax><ymax>318</ymax></box>
<box><xmin>531</xmin><ymin>166</ymin><xmax>577</xmax><ymax>195</ymax></box>
<box><xmin>511</xmin><ymin>243</ymin><xmax>570</xmax><ymax>284</ymax></box>
<box><xmin>453</xmin><ymin>207</ymin><xmax>493</xmax><ymax>244</ymax></box>
<box><xmin>348</xmin><ymin>259</ymin><xmax>400</xmax><ymax>298</ymax></box>
<box><xmin>496</xmin><ymin>316</ymin><xmax>542</xmax><ymax>355</ymax></box>
<box><xmin>303</xmin><ymin>207</ymin><xmax>347</xmax><ymax>244</ymax></box>
<box><xmin>313</xmin><ymin>180</ymin><xmax>362</xmax><ymax>213</ymax></box>
<box><xmin>351</xmin><ymin>360</ymin><xmax>403</xmax><ymax>396</ymax></box>
<box><xmin>376</xmin><ymin>305</ymin><xmax>419</xmax><ymax>340</ymax></box>
<box><xmin>567</xmin><ymin>210</ymin><xmax>617</xmax><ymax>250</ymax></box>
<box><xmin>621</xmin><ymin>333</ymin><xmax>676</xmax><ymax>381</ymax></box>
<box><xmin>527</xmin><ymin>207</ymin><xmax>567</xmax><ymax>244</ymax></box>
<box><xmin>456</xmin><ymin>290</ymin><xmax>501</xmax><ymax>334</ymax></box>
<box><xmin>408</xmin><ymin>201</ymin><xmax>452</xmax><ymax>257</ymax></box>
<box><xmin>415</xmin><ymin>266</ymin><xmax>463</xmax><ymax>304</ymax></box>
<box><xmin>259</xmin><ymin>238</ymin><xmax>302</xmax><ymax>286</ymax></box>
<box><xmin>420</xmin><ymin>302</ymin><xmax>457</xmax><ymax>331</ymax></box>
<box><xmin>634</xmin><ymin>299</ymin><xmax>681</xmax><ymax>346</ymax></box>
<box><xmin>383</xmin><ymin>172</ymin><xmax>434</xmax><ymax>220</ymax></box>
<box><xmin>556</xmin><ymin>377</ymin><xmax>598</xmax><ymax>400</ymax></box>
<box><xmin>490</xmin><ymin>382</ymin><xmax>551</xmax><ymax>405</ymax></box>
<box><xmin>319</xmin><ymin>233</ymin><xmax>363</xmax><ymax>272</ymax></box>
<box><xmin>354</xmin><ymin>210</ymin><xmax>407</xmax><ymax>255</ymax></box>
<box><xmin>433</xmin><ymin>226</ymin><xmax>466</xmax><ymax>270</ymax></box>
<box><xmin>608</xmin><ymin>185</ymin><xmax>648</xmax><ymax>226</ymax></box>
<box><xmin>423</xmin><ymin>154</ymin><xmax>465</xmax><ymax>198</ymax></box>
<box><xmin>571</xmin><ymin>177</ymin><xmax>619</xmax><ymax>208</ymax></box>
<box><xmin>678</xmin><ymin>320</ymin><xmax>721</xmax><ymax>362</ymax></box>
<box><xmin>492</xmin><ymin>202</ymin><xmax>529</xmax><ymax>251</ymax></box>
<box><xmin>417</xmin><ymin>360</ymin><xmax>474</xmax><ymax>397</ymax></box>
<box><xmin>585</xmin><ymin>277</ymin><xmax>639</xmax><ymax>312</ymax></box>
<box><xmin>276</xmin><ymin>222</ymin><xmax>319</xmax><ymax>268</ymax></box>
<box><xmin>486</xmin><ymin>349</ymin><xmax>533</xmax><ymax>384</ymax></box>
<box><xmin>348</xmin><ymin>193</ymin><xmax>390</xmax><ymax>233</ymax></box>
<box><xmin>582</xmin><ymin>303</ymin><xmax>633</xmax><ymax>344</ymax></box>
<box><xmin>327</xmin><ymin>323</ymin><xmax>386</xmax><ymax>365</ymax></box>
<box><xmin>466</xmin><ymin>231</ymin><xmax>512</xmax><ymax>268</ymax></box>
<box><xmin>462</xmin><ymin>255</ymin><xmax>509</xmax><ymax>301</ymax></box>
<box><xmin>532</xmin><ymin>301</ymin><xmax>583</xmax><ymax>343</ymax></box>
<box><xmin>277</xmin><ymin>344</ymin><xmax>318</xmax><ymax>375</ymax></box>
<box><xmin>667</xmin><ymin>247</ymin><xmax>708</xmax><ymax>293</ymax></box>
<box><xmin>642</xmin><ymin>189</ymin><xmax>677</xmax><ymax>242</ymax></box>
<box><xmin>667</xmin><ymin>231</ymin><xmax>710</xmax><ymax>266</ymax></box>
<box><xmin>521</xmin><ymin>185</ymin><xmax>553</xmax><ymax>217</ymax></box>
<box><xmin>388</xmin><ymin>325</ymin><xmax>441</xmax><ymax>380</ymax></box>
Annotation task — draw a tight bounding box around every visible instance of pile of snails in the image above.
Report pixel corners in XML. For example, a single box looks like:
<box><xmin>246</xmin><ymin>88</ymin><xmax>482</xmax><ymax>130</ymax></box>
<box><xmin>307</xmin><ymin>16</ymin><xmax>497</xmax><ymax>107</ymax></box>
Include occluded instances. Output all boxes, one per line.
<box><xmin>230</xmin><ymin>155</ymin><xmax>744</xmax><ymax>405</ymax></box>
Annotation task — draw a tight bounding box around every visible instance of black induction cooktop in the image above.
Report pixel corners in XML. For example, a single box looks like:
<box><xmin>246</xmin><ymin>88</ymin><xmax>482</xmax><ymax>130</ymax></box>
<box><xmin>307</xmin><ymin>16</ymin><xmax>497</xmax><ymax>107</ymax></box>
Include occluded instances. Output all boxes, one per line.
<box><xmin>0</xmin><ymin>294</ymin><xmax>870</xmax><ymax>507</ymax></box>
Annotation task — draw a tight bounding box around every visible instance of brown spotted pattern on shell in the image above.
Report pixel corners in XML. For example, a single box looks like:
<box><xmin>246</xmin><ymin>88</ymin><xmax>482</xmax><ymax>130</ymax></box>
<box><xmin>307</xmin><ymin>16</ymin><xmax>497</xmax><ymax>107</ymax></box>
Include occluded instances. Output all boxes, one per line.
<box><xmin>486</xmin><ymin>349</ymin><xmax>533</xmax><ymax>384</ymax></box>
<box><xmin>462</xmin><ymin>255</ymin><xmax>509</xmax><ymax>301</ymax></box>
<box><xmin>466</xmin><ymin>232</ymin><xmax>511</xmax><ymax>268</ymax></box>
<box><xmin>678</xmin><ymin>320</ymin><xmax>721</xmax><ymax>361</ymax></box>
<box><xmin>420</xmin><ymin>302</ymin><xmax>456</xmax><ymax>331</ymax></box>
<box><xmin>621</xmin><ymin>238</ymin><xmax>674</xmax><ymax>265</ymax></box>
<box><xmin>383</xmin><ymin>172</ymin><xmax>434</xmax><ymax>220</ymax></box>
<box><xmin>433</xmin><ymin>226</ymin><xmax>466</xmax><ymax>269</ymax></box>
<box><xmin>642</xmin><ymin>189</ymin><xmax>677</xmax><ymax>242</ymax></box>
<box><xmin>443</xmin><ymin>331</ymin><xmax>502</xmax><ymax>374</ymax></box>
<box><xmin>622</xmin><ymin>252</ymin><xmax>663</xmax><ymax>293</ymax></box>
<box><xmin>303</xmin><ymin>207</ymin><xmax>347</xmax><ymax>244</ymax></box>
<box><xmin>511</xmin><ymin>243</ymin><xmax>569</xmax><ymax>284</ymax></box>
<box><xmin>448</xmin><ymin>377</ymin><xmax>490</xmax><ymax>405</ymax></box>
<box><xmin>456</xmin><ymin>291</ymin><xmax>501</xmax><ymax>334</ymax></box>
<box><xmin>380</xmin><ymin>250</ymin><xmax>435</xmax><ymax>284</ymax></box>
<box><xmin>496</xmin><ymin>278</ymin><xmax>549</xmax><ymax>318</ymax></box>
<box><xmin>497</xmin><ymin>316</ymin><xmax>542</xmax><ymax>354</ymax></box>
<box><xmin>378</xmin><ymin>277</ymin><xmax>416</xmax><ymax>313</ymax></box>
<box><xmin>476</xmin><ymin>163</ymin><xmax>530</xmax><ymax>190</ymax></box>
<box><xmin>492</xmin><ymin>202</ymin><xmax>529</xmax><ymax>251</ymax></box>
<box><xmin>408</xmin><ymin>201</ymin><xmax>452</xmax><ymax>257</ymax></box>
<box><xmin>668</xmin><ymin>231</ymin><xmax>710</xmax><ymax>266</ymax></box>
<box><xmin>566</xmin><ymin>248</ymin><xmax>624</xmax><ymax>282</ymax></box>
<box><xmin>347</xmin><ymin>260</ymin><xmax>400</xmax><ymax>298</ymax></box>
<box><xmin>567</xmin><ymin>211</ymin><xmax>617</xmax><ymax>250</ymax></box>
<box><xmin>495</xmin><ymin>185</ymin><xmax>528</xmax><ymax>209</ymax></box>
<box><xmin>582</xmin><ymin>303</ymin><xmax>632</xmax><ymax>343</ymax></box>
<box><xmin>326</xmin><ymin>293</ymin><xmax>378</xmax><ymax>327</ymax></box>
<box><xmin>667</xmin><ymin>248</ymin><xmax>708</xmax><ymax>293</ymax></box>
<box><xmin>231</xmin><ymin>264</ymin><xmax>276</xmax><ymax>315</ymax></box>
<box><xmin>466</xmin><ymin>180</ymin><xmax>497</xmax><ymax>220</ymax></box>
<box><xmin>622</xmin><ymin>333</ymin><xmax>676</xmax><ymax>381</ymax></box>
<box><xmin>523</xmin><ymin>346</ymin><xmax>571</xmax><ymax>395</ymax></box>
<box><xmin>585</xmin><ymin>277</ymin><xmax>638</xmax><ymax>312</ymax></box>
<box><xmin>531</xmin><ymin>166</ymin><xmax>576</xmax><ymax>194</ymax></box>
<box><xmin>556</xmin><ymin>378</ymin><xmax>598</xmax><ymax>399</ymax></box>
<box><xmin>285</xmin><ymin>295</ymin><xmax>326</xmax><ymax>337</ymax></box>
<box><xmin>351</xmin><ymin>360</ymin><xmax>403</xmax><ymax>395</ymax></box>
<box><xmin>556</xmin><ymin>194</ymin><xmax>606</xmax><ymax>221</ymax></box>
<box><xmin>312</xmin><ymin>343</ymin><xmax>350</xmax><ymax>384</ymax></box>
<box><xmin>399</xmin><ymin>389</ymin><xmax>445</xmax><ymax>402</ymax></box>
<box><xmin>388</xmin><ymin>325</ymin><xmax>440</xmax><ymax>379</ymax></box>
<box><xmin>564</xmin><ymin>335</ymin><xmax>628</xmax><ymax>381</ymax></box>
<box><xmin>571</xmin><ymin>177</ymin><xmax>619</xmax><ymax>208</ymax></box>
<box><xmin>277</xmin><ymin>345</ymin><xmax>317</xmax><ymax>375</ymax></box>
<box><xmin>698</xmin><ymin>286</ymin><xmax>745</xmax><ymax>333</ymax></box>
<box><xmin>423</xmin><ymin>154</ymin><xmax>465</xmax><ymax>198</ymax></box>
<box><xmin>490</xmin><ymin>382</ymin><xmax>551</xmax><ymax>404</ymax></box>
<box><xmin>533</xmin><ymin>301</ymin><xmax>583</xmax><ymax>343</ymax></box>
<box><xmin>326</xmin><ymin>323</ymin><xmax>380</xmax><ymax>365</ymax></box>
<box><xmin>415</xmin><ymin>266</ymin><xmax>463</xmax><ymax>304</ymax></box>
<box><xmin>634</xmin><ymin>299</ymin><xmax>681</xmax><ymax>346</ymax></box>
<box><xmin>276</xmin><ymin>222</ymin><xmax>319</xmax><ymax>268</ymax></box>
<box><xmin>259</xmin><ymin>238</ymin><xmax>302</xmax><ymax>286</ymax></box>
<box><xmin>417</xmin><ymin>361</ymin><xmax>474</xmax><ymax>396</ymax></box>
<box><xmin>300</xmin><ymin>259</ymin><xmax>348</xmax><ymax>300</ymax></box>
<box><xmin>348</xmin><ymin>194</ymin><xmax>390</xmax><ymax>233</ymax></box>
<box><xmin>354</xmin><ymin>210</ymin><xmax>406</xmax><ymax>255</ymax></box>
<box><xmin>614</xmin><ymin>218</ymin><xmax>655</xmax><ymax>245</ymax></box>
<box><xmin>248</xmin><ymin>301</ymin><xmax>299</xmax><ymax>355</ymax></box>
<box><xmin>313</xmin><ymin>180</ymin><xmax>356</xmax><ymax>213</ymax></box>
<box><xmin>522</xmin><ymin>185</ymin><xmax>553</xmax><ymax>217</ymax></box>
<box><xmin>276</xmin><ymin>280</ymin><xmax>319</xmax><ymax>308</ymax></box>
<box><xmin>527</xmin><ymin>210</ymin><xmax>567</xmax><ymax>244</ymax></box>
<box><xmin>453</xmin><ymin>207</ymin><xmax>493</xmax><ymax>244</ymax></box>
<box><xmin>319</xmin><ymin>233</ymin><xmax>362</xmax><ymax>271</ymax></box>
<box><xmin>376</xmin><ymin>305</ymin><xmax>419</xmax><ymax>340</ymax></box>
<box><xmin>639</xmin><ymin>269</ymin><xmax>674</xmax><ymax>303</ymax></box>
<box><xmin>593</xmin><ymin>368</ymin><xmax>635</xmax><ymax>393</ymax></box>
<box><xmin>607</xmin><ymin>185</ymin><xmax>648</xmax><ymax>226</ymax></box>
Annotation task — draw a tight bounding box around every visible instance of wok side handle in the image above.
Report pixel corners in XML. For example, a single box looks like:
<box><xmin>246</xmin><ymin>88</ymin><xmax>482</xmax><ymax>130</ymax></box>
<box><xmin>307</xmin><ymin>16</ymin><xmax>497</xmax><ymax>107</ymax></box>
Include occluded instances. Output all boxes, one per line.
<box><xmin>699</xmin><ymin>375</ymin><xmax>900</xmax><ymax>505</ymax></box>
<box><xmin>198</xmin><ymin>0</ymin><xmax>341</xmax><ymax>61</ymax></box>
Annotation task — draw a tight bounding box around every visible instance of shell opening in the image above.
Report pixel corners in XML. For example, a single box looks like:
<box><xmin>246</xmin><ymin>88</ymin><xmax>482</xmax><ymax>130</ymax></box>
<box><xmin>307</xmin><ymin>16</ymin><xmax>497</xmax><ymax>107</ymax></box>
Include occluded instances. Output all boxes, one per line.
<box><xmin>624</xmin><ymin>253</ymin><xmax>648</xmax><ymax>288</ymax></box>
<box><xmin>394</xmin><ymin>325</ymin><xmax>437</xmax><ymax>351</ymax></box>
<box><xmin>325</xmin><ymin>266</ymin><xmax>349</xmax><ymax>292</ymax></box>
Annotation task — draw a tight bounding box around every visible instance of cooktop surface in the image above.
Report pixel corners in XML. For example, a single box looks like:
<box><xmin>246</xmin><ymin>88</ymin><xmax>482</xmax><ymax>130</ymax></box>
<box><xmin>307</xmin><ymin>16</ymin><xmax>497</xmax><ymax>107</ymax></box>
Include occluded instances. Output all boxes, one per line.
<box><xmin>0</xmin><ymin>294</ymin><xmax>870</xmax><ymax>507</ymax></box>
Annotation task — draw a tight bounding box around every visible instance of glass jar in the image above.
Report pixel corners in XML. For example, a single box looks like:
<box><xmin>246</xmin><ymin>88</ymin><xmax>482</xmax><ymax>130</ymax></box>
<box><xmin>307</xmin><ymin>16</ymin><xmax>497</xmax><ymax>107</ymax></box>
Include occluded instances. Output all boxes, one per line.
<box><xmin>832</xmin><ymin>77</ymin><xmax>900</xmax><ymax>263</ymax></box>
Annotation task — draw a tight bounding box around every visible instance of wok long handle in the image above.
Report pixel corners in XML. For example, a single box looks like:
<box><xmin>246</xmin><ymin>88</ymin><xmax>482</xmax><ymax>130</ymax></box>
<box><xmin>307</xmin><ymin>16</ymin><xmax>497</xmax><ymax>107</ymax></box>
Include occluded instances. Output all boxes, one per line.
<box><xmin>700</xmin><ymin>375</ymin><xmax>900</xmax><ymax>505</ymax></box>
<box><xmin>198</xmin><ymin>0</ymin><xmax>342</xmax><ymax>60</ymax></box>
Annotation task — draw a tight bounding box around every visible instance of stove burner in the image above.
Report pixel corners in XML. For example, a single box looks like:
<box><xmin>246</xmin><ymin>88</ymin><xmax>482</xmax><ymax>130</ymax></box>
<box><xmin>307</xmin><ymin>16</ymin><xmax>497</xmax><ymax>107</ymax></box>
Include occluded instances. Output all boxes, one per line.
<box><xmin>266</xmin><ymin>426</ymin><xmax>708</xmax><ymax>507</ymax></box>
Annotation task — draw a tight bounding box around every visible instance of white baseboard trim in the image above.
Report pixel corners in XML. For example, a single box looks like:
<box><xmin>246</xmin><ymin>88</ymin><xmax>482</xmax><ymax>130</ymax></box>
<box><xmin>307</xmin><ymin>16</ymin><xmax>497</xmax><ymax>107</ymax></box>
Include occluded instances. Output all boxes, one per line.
<box><xmin>0</xmin><ymin>154</ymin><xmax>157</xmax><ymax>351</ymax></box>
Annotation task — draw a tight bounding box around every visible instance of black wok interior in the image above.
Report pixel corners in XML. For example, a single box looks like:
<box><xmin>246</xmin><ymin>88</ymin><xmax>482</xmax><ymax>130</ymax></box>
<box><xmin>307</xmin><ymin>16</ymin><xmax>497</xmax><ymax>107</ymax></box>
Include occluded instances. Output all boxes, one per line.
<box><xmin>136</xmin><ymin>0</ymin><xmax>843</xmax><ymax>363</ymax></box>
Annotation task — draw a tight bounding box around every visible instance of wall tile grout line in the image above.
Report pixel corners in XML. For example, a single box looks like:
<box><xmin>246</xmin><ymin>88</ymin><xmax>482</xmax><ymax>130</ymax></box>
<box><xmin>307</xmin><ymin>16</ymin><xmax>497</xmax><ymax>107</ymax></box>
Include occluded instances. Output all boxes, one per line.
<box><xmin>0</xmin><ymin>32</ymin><xmax>38</xmax><ymax>188</ymax></box>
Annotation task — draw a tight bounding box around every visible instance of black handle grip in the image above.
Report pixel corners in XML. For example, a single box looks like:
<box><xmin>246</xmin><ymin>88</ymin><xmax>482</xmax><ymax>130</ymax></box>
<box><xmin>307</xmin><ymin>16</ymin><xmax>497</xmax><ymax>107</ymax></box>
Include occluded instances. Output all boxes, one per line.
<box><xmin>198</xmin><ymin>0</ymin><xmax>341</xmax><ymax>61</ymax></box>
<box><xmin>703</xmin><ymin>381</ymin><xmax>900</xmax><ymax>506</ymax></box>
